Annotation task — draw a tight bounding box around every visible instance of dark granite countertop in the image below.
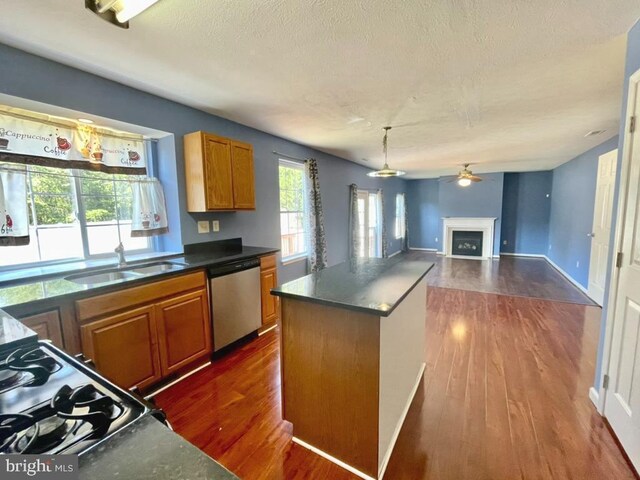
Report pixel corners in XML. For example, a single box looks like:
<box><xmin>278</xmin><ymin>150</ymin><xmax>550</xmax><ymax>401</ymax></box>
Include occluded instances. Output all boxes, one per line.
<box><xmin>0</xmin><ymin>308</ymin><xmax>37</xmax><ymax>354</ymax></box>
<box><xmin>79</xmin><ymin>415</ymin><xmax>238</xmax><ymax>480</ymax></box>
<box><xmin>271</xmin><ymin>254</ymin><xmax>434</xmax><ymax>317</ymax></box>
<box><xmin>0</xmin><ymin>242</ymin><xmax>279</xmax><ymax>309</ymax></box>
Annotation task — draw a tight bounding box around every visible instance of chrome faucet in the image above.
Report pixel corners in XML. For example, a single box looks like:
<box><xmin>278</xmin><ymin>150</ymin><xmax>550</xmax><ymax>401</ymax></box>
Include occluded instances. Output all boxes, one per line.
<box><xmin>115</xmin><ymin>242</ymin><xmax>126</xmax><ymax>267</ymax></box>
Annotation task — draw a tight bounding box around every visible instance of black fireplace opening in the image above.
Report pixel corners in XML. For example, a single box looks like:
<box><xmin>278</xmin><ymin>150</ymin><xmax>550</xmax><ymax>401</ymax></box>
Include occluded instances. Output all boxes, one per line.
<box><xmin>451</xmin><ymin>230</ymin><xmax>483</xmax><ymax>257</ymax></box>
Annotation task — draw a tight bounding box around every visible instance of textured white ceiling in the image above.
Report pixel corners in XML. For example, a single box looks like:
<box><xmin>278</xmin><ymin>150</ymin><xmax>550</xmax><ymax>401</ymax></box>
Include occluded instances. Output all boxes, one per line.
<box><xmin>0</xmin><ymin>1</ymin><xmax>638</xmax><ymax>178</ymax></box>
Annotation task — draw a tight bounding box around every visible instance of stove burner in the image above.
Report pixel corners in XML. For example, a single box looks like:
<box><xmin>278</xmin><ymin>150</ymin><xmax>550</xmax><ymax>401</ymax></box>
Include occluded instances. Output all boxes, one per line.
<box><xmin>0</xmin><ymin>368</ymin><xmax>23</xmax><ymax>391</ymax></box>
<box><xmin>2</xmin><ymin>346</ymin><xmax>62</xmax><ymax>387</ymax></box>
<box><xmin>0</xmin><ymin>384</ymin><xmax>123</xmax><ymax>454</ymax></box>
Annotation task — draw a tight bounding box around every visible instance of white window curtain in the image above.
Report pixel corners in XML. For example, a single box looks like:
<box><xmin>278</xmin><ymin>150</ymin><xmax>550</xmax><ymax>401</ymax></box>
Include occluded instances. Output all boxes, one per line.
<box><xmin>377</xmin><ymin>189</ymin><xmax>388</xmax><ymax>258</ymax></box>
<box><xmin>0</xmin><ymin>165</ymin><xmax>29</xmax><ymax>246</ymax></box>
<box><xmin>131</xmin><ymin>178</ymin><xmax>169</xmax><ymax>237</ymax></box>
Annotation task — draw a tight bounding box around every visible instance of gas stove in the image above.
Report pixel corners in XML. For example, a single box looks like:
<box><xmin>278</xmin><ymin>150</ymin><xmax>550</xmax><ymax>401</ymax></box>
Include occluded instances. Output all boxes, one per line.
<box><xmin>0</xmin><ymin>341</ymin><xmax>160</xmax><ymax>456</ymax></box>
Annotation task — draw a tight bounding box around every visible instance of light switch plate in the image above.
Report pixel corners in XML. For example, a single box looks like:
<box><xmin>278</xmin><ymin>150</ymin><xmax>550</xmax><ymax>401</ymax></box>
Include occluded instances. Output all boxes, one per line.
<box><xmin>212</xmin><ymin>220</ymin><xmax>220</xmax><ymax>232</ymax></box>
<box><xmin>197</xmin><ymin>221</ymin><xmax>210</xmax><ymax>234</ymax></box>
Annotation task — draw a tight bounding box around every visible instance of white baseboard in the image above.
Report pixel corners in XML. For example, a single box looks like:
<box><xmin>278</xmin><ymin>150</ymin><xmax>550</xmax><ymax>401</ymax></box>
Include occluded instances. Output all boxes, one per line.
<box><xmin>589</xmin><ymin>387</ymin><xmax>600</xmax><ymax>410</ymax></box>
<box><xmin>378</xmin><ymin>362</ymin><xmax>425</xmax><ymax>479</ymax></box>
<box><xmin>292</xmin><ymin>437</ymin><xmax>375</xmax><ymax>480</ymax></box>
<box><xmin>408</xmin><ymin>247</ymin><xmax>437</xmax><ymax>252</ymax></box>
<box><xmin>389</xmin><ymin>250</ymin><xmax>402</xmax><ymax>257</ymax></box>
<box><xmin>543</xmin><ymin>255</ymin><xmax>592</xmax><ymax>298</ymax></box>
<box><xmin>500</xmin><ymin>252</ymin><xmax>547</xmax><ymax>258</ymax></box>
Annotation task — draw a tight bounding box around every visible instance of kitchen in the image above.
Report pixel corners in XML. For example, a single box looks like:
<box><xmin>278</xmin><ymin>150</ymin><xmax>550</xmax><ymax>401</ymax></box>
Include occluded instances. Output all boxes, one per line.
<box><xmin>3</xmin><ymin>1</ymin><xmax>640</xmax><ymax>480</ymax></box>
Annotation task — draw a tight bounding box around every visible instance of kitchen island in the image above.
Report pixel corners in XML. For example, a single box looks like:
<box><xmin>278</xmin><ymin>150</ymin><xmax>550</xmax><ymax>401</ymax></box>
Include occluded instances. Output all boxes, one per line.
<box><xmin>271</xmin><ymin>255</ymin><xmax>433</xmax><ymax>480</ymax></box>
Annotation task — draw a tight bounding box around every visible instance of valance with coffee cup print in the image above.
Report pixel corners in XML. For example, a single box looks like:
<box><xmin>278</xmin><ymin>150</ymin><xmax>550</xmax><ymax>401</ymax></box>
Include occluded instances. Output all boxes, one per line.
<box><xmin>0</xmin><ymin>107</ymin><xmax>147</xmax><ymax>175</ymax></box>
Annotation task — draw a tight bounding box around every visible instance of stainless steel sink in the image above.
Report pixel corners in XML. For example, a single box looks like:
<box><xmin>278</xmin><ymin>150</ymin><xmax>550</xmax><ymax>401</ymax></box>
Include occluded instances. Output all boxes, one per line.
<box><xmin>66</xmin><ymin>270</ymin><xmax>142</xmax><ymax>286</ymax></box>
<box><xmin>126</xmin><ymin>262</ymin><xmax>183</xmax><ymax>275</ymax></box>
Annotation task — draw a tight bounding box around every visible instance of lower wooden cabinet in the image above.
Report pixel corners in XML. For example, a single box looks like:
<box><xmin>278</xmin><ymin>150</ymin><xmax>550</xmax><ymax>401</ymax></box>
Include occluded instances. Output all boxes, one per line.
<box><xmin>260</xmin><ymin>255</ymin><xmax>279</xmax><ymax>327</ymax></box>
<box><xmin>80</xmin><ymin>305</ymin><xmax>162</xmax><ymax>390</ymax></box>
<box><xmin>19</xmin><ymin>310</ymin><xmax>64</xmax><ymax>348</ymax></box>
<box><xmin>156</xmin><ymin>289</ymin><xmax>211</xmax><ymax>376</ymax></box>
<box><xmin>77</xmin><ymin>271</ymin><xmax>211</xmax><ymax>391</ymax></box>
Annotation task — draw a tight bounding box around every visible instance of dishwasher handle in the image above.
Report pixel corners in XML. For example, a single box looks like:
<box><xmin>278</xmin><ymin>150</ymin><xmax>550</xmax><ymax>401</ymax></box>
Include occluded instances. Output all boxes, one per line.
<box><xmin>207</xmin><ymin>258</ymin><xmax>261</xmax><ymax>278</ymax></box>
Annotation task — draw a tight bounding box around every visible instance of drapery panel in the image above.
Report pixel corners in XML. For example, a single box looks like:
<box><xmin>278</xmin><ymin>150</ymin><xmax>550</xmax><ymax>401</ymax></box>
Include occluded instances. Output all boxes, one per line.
<box><xmin>349</xmin><ymin>184</ymin><xmax>360</xmax><ymax>261</ymax></box>
<box><xmin>304</xmin><ymin>159</ymin><xmax>327</xmax><ymax>272</ymax></box>
<box><xmin>131</xmin><ymin>178</ymin><xmax>169</xmax><ymax>237</ymax></box>
<box><xmin>401</xmin><ymin>192</ymin><xmax>409</xmax><ymax>252</ymax></box>
<box><xmin>0</xmin><ymin>165</ymin><xmax>29</xmax><ymax>246</ymax></box>
<box><xmin>377</xmin><ymin>189</ymin><xmax>388</xmax><ymax>258</ymax></box>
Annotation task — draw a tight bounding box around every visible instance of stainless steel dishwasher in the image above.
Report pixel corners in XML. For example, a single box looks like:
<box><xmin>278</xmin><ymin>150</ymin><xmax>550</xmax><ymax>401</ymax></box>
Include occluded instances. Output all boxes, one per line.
<box><xmin>208</xmin><ymin>258</ymin><xmax>262</xmax><ymax>352</ymax></box>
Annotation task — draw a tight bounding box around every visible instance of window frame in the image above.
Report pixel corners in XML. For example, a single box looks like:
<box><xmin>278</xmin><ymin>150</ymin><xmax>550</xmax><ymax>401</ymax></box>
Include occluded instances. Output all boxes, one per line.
<box><xmin>278</xmin><ymin>159</ymin><xmax>308</xmax><ymax>263</ymax></box>
<box><xmin>357</xmin><ymin>189</ymin><xmax>383</xmax><ymax>258</ymax></box>
<box><xmin>395</xmin><ymin>193</ymin><xmax>406</xmax><ymax>240</ymax></box>
<box><xmin>0</xmin><ymin>164</ymin><xmax>154</xmax><ymax>272</ymax></box>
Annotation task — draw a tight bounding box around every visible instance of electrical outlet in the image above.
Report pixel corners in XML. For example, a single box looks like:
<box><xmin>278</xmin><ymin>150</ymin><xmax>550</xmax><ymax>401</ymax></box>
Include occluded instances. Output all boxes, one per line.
<box><xmin>212</xmin><ymin>220</ymin><xmax>220</xmax><ymax>232</ymax></box>
<box><xmin>197</xmin><ymin>221</ymin><xmax>210</xmax><ymax>234</ymax></box>
<box><xmin>435</xmin><ymin>237</ymin><xmax>438</xmax><ymax>243</ymax></box>
<box><xmin>576</xmin><ymin>260</ymin><xmax>580</xmax><ymax>268</ymax></box>
<box><xmin>503</xmin><ymin>240</ymin><xmax>508</xmax><ymax>245</ymax></box>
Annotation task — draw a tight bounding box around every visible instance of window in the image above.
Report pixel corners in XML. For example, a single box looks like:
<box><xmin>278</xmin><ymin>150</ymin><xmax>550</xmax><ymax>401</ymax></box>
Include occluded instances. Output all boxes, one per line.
<box><xmin>357</xmin><ymin>190</ymin><xmax>382</xmax><ymax>258</ymax></box>
<box><xmin>1</xmin><ymin>163</ymin><xmax>152</xmax><ymax>269</ymax></box>
<box><xmin>278</xmin><ymin>160</ymin><xmax>307</xmax><ymax>261</ymax></box>
<box><xmin>395</xmin><ymin>193</ymin><xmax>406</xmax><ymax>239</ymax></box>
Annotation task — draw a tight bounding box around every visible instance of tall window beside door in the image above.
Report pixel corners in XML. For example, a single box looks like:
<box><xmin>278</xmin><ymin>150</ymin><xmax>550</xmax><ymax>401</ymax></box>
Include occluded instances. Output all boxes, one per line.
<box><xmin>278</xmin><ymin>160</ymin><xmax>307</xmax><ymax>261</ymax></box>
<box><xmin>395</xmin><ymin>193</ymin><xmax>406</xmax><ymax>240</ymax></box>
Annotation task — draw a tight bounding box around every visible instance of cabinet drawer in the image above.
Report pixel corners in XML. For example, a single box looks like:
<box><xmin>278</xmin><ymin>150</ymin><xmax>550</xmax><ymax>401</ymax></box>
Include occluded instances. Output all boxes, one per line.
<box><xmin>75</xmin><ymin>271</ymin><xmax>207</xmax><ymax>322</ymax></box>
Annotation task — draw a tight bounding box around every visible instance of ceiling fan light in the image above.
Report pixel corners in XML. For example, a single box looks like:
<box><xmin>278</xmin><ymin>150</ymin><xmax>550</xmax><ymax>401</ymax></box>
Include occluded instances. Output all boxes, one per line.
<box><xmin>458</xmin><ymin>177</ymin><xmax>472</xmax><ymax>187</ymax></box>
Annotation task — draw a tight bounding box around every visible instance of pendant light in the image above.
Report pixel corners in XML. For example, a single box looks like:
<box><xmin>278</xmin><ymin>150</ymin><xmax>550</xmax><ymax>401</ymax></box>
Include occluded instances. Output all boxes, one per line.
<box><xmin>367</xmin><ymin>126</ymin><xmax>406</xmax><ymax>178</ymax></box>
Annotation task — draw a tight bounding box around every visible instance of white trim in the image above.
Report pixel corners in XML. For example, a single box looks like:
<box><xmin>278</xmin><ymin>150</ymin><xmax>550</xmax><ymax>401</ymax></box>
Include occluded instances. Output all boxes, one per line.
<box><xmin>598</xmin><ymin>68</ymin><xmax>640</xmax><ymax>415</ymax></box>
<box><xmin>377</xmin><ymin>362</ymin><xmax>425</xmax><ymax>480</ymax></box>
<box><xmin>388</xmin><ymin>250</ymin><xmax>402</xmax><ymax>257</ymax></box>
<box><xmin>281</xmin><ymin>254</ymin><xmax>307</xmax><ymax>266</ymax></box>
<box><xmin>144</xmin><ymin>361</ymin><xmax>211</xmax><ymax>399</ymax></box>
<box><xmin>543</xmin><ymin>255</ymin><xmax>592</xmax><ymax>298</ymax></box>
<box><xmin>442</xmin><ymin>217</ymin><xmax>497</xmax><ymax>259</ymax></box>
<box><xmin>408</xmin><ymin>247</ymin><xmax>437</xmax><ymax>252</ymax></box>
<box><xmin>499</xmin><ymin>252</ymin><xmax>547</xmax><ymax>258</ymax></box>
<box><xmin>589</xmin><ymin>387</ymin><xmax>600</xmax><ymax>410</ymax></box>
<box><xmin>291</xmin><ymin>437</ymin><xmax>376</xmax><ymax>480</ymax></box>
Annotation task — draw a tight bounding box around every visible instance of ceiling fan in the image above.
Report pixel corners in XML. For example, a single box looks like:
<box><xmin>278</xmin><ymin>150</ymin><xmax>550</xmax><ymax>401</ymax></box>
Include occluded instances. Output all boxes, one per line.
<box><xmin>448</xmin><ymin>164</ymin><xmax>482</xmax><ymax>187</ymax></box>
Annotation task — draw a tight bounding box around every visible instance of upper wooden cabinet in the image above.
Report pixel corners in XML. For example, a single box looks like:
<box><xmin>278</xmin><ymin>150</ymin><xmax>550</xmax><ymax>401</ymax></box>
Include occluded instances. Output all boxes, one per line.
<box><xmin>184</xmin><ymin>131</ymin><xmax>256</xmax><ymax>211</ymax></box>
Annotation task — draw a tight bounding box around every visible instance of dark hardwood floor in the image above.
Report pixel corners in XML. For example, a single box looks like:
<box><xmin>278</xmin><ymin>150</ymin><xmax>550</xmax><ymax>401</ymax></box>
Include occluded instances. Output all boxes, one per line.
<box><xmin>407</xmin><ymin>252</ymin><xmax>596</xmax><ymax>305</ymax></box>
<box><xmin>153</xmin><ymin>287</ymin><xmax>633</xmax><ymax>480</ymax></box>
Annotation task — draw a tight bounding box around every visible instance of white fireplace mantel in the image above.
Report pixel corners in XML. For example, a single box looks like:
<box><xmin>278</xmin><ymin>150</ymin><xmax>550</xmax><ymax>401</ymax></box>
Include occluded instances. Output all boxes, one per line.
<box><xmin>442</xmin><ymin>217</ymin><xmax>497</xmax><ymax>259</ymax></box>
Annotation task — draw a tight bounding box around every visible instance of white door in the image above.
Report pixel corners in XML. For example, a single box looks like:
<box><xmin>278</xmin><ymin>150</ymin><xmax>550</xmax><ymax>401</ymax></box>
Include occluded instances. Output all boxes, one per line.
<box><xmin>588</xmin><ymin>149</ymin><xmax>618</xmax><ymax>305</ymax></box>
<box><xmin>603</xmin><ymin>79</ymin><xmax>640</xmax><ymax>469</ymax></box>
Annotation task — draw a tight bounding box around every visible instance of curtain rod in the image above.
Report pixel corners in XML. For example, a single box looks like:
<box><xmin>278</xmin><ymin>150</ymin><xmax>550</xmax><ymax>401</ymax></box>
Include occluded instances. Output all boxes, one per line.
<box><xmin>0</xmin><ymin>165</ymin><xmax>152</xmax><ymax>183</ymax></box>
<box><xmin>0</xmin><ymin>109</ymin><xmax>158</xmax><ymax>143</ymax></box>
<box><xmin>272</xmin><ymin>150</ymin><xmax>309</xmax><ymax>162</ymax></box>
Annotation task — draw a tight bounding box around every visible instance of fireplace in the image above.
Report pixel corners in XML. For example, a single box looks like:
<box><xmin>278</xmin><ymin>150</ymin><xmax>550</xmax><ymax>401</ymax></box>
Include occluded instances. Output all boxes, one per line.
<box><xmin>442</xmin><ymin>217</ymin><xmax>497</xmax><ymax>259</ymax></box>
<box><xmin>451</xmin><ymin>230</ymin><xmax>483</xmax><ymax>257</ymax></box>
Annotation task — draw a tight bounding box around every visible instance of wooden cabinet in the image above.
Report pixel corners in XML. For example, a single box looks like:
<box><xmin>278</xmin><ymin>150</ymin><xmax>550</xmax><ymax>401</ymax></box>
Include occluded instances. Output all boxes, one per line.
<box><xmin>184</xmin><ymin>131</ymin><xmax>256</xmax><ymax>212</ymax></box>
<box><xmin>260</xmin><ymin>254</ymin><xmax>279</xmax><ymax>327</ymax></box>
<box><xmin>80</xmin><ymin>305</ymin><xmax>162</xmax><ymax>390</ymax></box>
<box><xmin>76</xmin><ymin>271</ymin><xmax>211</xmax><ymax>391</ymax></box>
<box><xmin>156</xmin><ymin>289</ymin><xmax>211</xmax><ymax>376</ymax></box>
<box><xmin>19</xmin><ymin>310</ymin><xmax>64</xmax><ymax>348</ymax></box>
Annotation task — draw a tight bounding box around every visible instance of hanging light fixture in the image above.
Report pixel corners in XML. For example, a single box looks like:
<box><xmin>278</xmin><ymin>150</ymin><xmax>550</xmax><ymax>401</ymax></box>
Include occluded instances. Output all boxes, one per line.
<box><xmin>85</xmin><ymin>0</ymin><xmax>160</xmax><ymax>28</ymax></box>
<box><xmin>367</xmin><ymin>126</ymin><xmax>406</xmax><ymax>178</ymax></box>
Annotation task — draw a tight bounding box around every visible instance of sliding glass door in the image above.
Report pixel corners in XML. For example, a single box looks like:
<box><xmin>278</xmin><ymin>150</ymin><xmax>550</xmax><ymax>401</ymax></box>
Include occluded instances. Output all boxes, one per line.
<box><xmin>356</xmin><ymin>190</ymin><xmax>382</xmax><ymax>258</ymax></box>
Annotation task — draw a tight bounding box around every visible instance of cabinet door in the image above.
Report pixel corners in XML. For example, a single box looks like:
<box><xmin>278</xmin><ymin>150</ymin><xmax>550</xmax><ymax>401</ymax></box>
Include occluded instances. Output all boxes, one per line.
<box><xmin>231</xmin><ymin>141</ymin><xmax>256</xmax><ymax>209</ymax></box>
<box><xmin>80</xmin><ymin>305</ymin><xmax>161</xmax><ymax>390</ymax></box>
<box><xmin>20</xmin><ymin>310</ymin><xmax>64</xmax><ymax>348</ymax></box>
<box><xmin>261</xmin><ymin>268</ymin><xmax>279</xmax><ymax>326</ymax></box>
<box><xmin>155</xmin><ymin>289</ymin><xmax>211</xmax><ymax>376</ymax></box>
<box><xmin>204</xmin><ymin>134</ymin><xmax>234</xmax><ymax>210</ymax></box>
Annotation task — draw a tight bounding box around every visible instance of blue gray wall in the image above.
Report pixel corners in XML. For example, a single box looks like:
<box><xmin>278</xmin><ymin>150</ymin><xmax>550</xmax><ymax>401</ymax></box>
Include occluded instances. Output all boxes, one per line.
<box><xmin>594</xmin><ymin>18</ymin><xmax>640</xmax><ymax>390</ymax></box>
<box><xmin>547</xmin><ymin>135</ymin><xmax>619</xmax><ymax>288</ymax></box>
<box><xmin>406</xmin><ymin>173</ymin><xmax>504</xmax><ymax>256</ymax></box>
<box><xmin>0</xmin><ymin>43</ymin><xmax>406</xmax><ymax>283</ymax></box>
<box><xmin>407</xmin><ymin>179</ymin><xmax>439</xmax><ymax>250</ymax></box>
<box><xmin>501</xmin><ymin>172</ymin><xmax>552</xmax><ymax>255</ymax></box>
